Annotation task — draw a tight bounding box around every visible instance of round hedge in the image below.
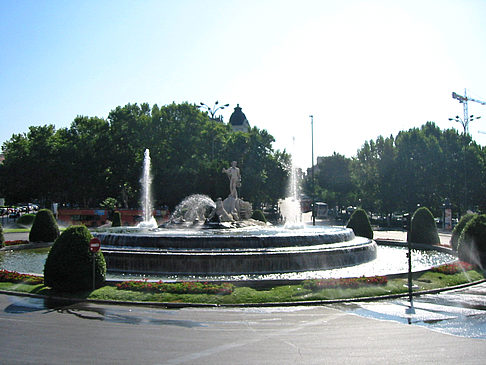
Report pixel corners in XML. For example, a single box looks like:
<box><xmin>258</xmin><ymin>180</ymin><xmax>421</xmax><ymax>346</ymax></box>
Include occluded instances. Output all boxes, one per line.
<box><xmin>16</xmin><ymin>213</ymin><xmax>36</xmax><ymax>227</ymax></box>
<box><xmin>0</xmin><ymin>223</ymin><xmax>4</xmax><ymax>247</ymax></box>
<box><xmin>346</xmin><ymin>208</ymin><xmax>373</xmax><ymax>239</ymax></box>
<box><xmin>451</xmin><ymin>213</ymin><xmax>476</xmax><ymax>251</ymax></box>
<box><xmin>251</xmin><ymin>209</ymin><xmax>267</xmax><ymax>223</ymax></box>
<box><xmin>458</xmin><ymin>214</ymin><xmax>486</xmax><ymax>268</ymax></box>
<box><xmin>44</xmin><ymin>225</ymin><xmax>106</xmax><ymax>292</ymax></box>
<box><xmin>29</xmin><ymin>209</ymin><xmax>60</xmax><ymax>242</ymax></box>
<box><xmin>409</xmin><ymin>207</ymin><xmax>439</xmax><ymax>244</ymax></box>
<box><xmin>112</xmin><ymin>211</ymin><xmax>122</xmax><ymax>227</ymax></box>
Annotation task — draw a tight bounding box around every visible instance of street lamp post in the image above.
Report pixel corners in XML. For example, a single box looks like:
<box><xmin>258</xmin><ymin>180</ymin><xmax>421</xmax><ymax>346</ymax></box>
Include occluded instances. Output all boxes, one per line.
<box><xmin>198</xmin><ymin>101</ymin><xmax>229</xmax><ymax>121</ymax></box>
<box><xmin>310</xmin><ymin>115</ymin><xmax>315</xmax><ymax>226</ymax></box>
<box><xmin>448</xmin><ymin>114</ymin><xmax>481</xmax><ymax>212</ymax></box>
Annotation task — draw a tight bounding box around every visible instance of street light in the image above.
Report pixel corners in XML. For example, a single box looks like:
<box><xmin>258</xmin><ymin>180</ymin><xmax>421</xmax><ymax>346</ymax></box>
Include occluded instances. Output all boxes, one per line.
<box><xmin>448</xmin><ymin>114</ymin><xmax>481</xmax><ymax>212</ymax></box>
<box><xmin>198</xmin><ymin>101</ymin><xmax>229</xmax><ymax>121</ymax></box>
<box><xmin>448</xmin><ymin>114</ymin><xmax>481</xmax><ymax>135</ymax></box>
<box><xmin>310</xmin><ymin>115</ymin><xmax>315</xmax><ymax>226</ymax></box>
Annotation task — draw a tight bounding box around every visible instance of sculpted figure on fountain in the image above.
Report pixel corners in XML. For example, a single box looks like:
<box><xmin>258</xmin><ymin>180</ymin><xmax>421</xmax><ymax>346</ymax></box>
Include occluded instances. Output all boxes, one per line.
<box><xmin>222</xmin><ymin>161</ymin><xmax>241</xmax><ymax>199</ymax></box>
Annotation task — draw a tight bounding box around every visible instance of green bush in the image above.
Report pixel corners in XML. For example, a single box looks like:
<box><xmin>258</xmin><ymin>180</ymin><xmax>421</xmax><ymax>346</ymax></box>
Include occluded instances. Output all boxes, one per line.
<box><xmin>451</xmin><ymin>213</ymin><xmax>476</xmax><ymax>251</ymax></box>
<box><xmin>29</xmin><ymin>209</ymin><xmax>60</xmax><ymax>242</ymax></box>
<box><xmin>346</xmin><ymin>208</ymin><xmax>373</xmax><ymax>239</ymax></box>
<box><xmin>112</xmin><ymin>211</ymin><xmax>122</xmax><ymax>227</ymax></box>
<box><xmin>16</xmin><ymin>213</ymin><xmax>36</xmax><ymax>227</ymax></box>
<box><xmin>458</xmin><ymin>214</ymin><xmax>486</xmax><ymax>268</ymax></box>
<box><xmin>44</xmin><ymin>225</ymin><xmax>106</xmax><ymax>292</ymax></box>
<box><xmin>251</xmin><ymin>209</ymin><xmax>267</xmax><ymax>223</ymax></box>
<box><xmin>0</xmin><ymin>223</ymin><xmax>4</xmax><ymax>247</ymax></box>
<box><xmin>409</xmin><ymin>207</ymin><xmax>439</xmax><ymax>244</ymax></box>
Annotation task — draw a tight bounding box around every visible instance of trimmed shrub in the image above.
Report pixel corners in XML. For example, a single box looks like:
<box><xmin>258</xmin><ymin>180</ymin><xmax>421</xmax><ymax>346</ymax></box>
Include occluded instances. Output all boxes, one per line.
<box><xmin>0</xmin><ymin>223</ymin><xmax>4</xmax><ymax>247</ymax></box>
<box><xmin>451</xmin><ymin>213</ymin><xmax>476</xmax><ymax>251</ymax></box>
<box><xmin>16</xmin><ymin>213</ymin><xmax>36</xmax><ymax>227</ymax></box>
<box><xmin>44</xmin><ymin>225</ymin><xmax>106</xmax><ymax>292</ymax></box>
<box><xmin>252</xmin><ymin>209</ymin><xmax>267</xmax><ymax>223</ymax></box>
<box><xmin>346</xmin><ymin>208</ymin><xmax>373</xmax><ymax>239</ymax></box>
<box><xmin>408</xmin><ymin>207</ymin><xmax>439</xmax><ymax>244</ymax></box>
<box><xmin>112</xmin><ymin>211</ymin><xmax>122</xmax><ymax>227</ymax></box>
<box><xmin>29</xmin><ymin>209</ymin><xmax>60</xmax><ymax>243</ymax></box>
<box><xmin>458</xmin><ymin>214</ymin><xmax>486</xmax><ymax>268</ymax></box>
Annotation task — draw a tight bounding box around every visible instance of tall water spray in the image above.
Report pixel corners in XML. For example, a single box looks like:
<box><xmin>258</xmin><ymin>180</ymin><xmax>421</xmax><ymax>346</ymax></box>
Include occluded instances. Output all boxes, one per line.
<box><xmin>280</xmin><ymin>139</ymin><xmax>302</xmax><ymax>226</ymax></box>
<box><xmin>138</xmin><ymin>149</ymin><xmax>157</xmax><ymax>228</ymax></box>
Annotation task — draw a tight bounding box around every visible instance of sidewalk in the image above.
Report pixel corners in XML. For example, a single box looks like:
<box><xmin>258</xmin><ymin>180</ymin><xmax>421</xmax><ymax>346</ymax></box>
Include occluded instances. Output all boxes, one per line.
<box><xmin>373</xmin><ymin>229</ymin><xmax>452</xmax><ymax>247</ymax></box>
<box><xmin>301</xmin><ymin>212</ymin><xmax>453</xmax><ymax>247</ymax></box>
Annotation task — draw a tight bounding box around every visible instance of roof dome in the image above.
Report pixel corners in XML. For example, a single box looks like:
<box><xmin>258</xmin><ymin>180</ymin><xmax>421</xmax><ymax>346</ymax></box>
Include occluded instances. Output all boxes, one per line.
<box><xmin>229</xmin><ymin>104</ymin><xmax>249</xmax><ymax>126</ymax></box>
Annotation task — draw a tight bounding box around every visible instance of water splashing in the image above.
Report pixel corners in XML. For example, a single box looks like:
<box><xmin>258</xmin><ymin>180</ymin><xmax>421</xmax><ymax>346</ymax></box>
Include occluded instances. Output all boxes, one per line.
<box><xmin>280</xmin><ymin>142</ymin><xmax>303</xmax><ymax>227</ymax></box>
<box><xmin>138</xmin><ymin>149</ymin><xmax>157</xmax><ymax>228</ymax></box>
<box><xmin>170</xmin><ymin>194</ymin><xmax>216</xmax><ymax>223</ymax></box>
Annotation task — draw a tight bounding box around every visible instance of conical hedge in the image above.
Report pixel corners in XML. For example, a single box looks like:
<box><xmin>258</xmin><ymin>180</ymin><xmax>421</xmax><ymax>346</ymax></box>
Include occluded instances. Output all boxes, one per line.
<box><xmin>112</xmin><ymin>211</ymin><xmax>122</xmax><ymax>227</ymax></box>
<box><xmin>409</xmin><ymin>207</ymin><xmax>439</xmax><ymax>244</ymax></box>
<box><xmin>29</xmin><ymin>209</ymin><xmax>60</xmax><ymax>242</ymax></box>
<box><xmin>346</xmin><ymin>208</ymin><xmax>373</xmax><ymax>239</ymax></box>
<box><xmin>458</xmin><ymin>214</ymin><xmax>486</xmax><ymax>268</ymax></box>
<box><xmin>450</xmin><ymin>213</ymin><xmax>476</xmax><ymax>251</ymax></box>
<box><xmin>44</xmin><ymin>225</ymin><xmax>106</xmax><ymax>292</ymax></box>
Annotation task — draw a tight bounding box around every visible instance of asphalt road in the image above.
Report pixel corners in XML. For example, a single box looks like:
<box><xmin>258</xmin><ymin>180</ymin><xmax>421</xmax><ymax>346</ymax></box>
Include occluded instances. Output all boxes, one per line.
<box><xmin>0</xmin><ymin>293</ymin><xmax>485</xmax><ymax>365</ymax></box>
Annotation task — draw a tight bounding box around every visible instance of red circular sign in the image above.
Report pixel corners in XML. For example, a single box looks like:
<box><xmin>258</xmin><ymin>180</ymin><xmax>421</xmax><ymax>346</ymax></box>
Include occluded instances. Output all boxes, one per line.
<box><xmin>89</xmin><ymin>237</ymin><xmax>101</xmax><ymax>253</ymax></box>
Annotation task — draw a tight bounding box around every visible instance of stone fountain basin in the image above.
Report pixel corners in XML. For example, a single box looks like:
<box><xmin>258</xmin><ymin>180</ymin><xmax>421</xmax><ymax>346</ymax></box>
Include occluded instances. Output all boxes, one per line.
<box><xmin>94</xmin><ymin>226</ymin><xmax>378</xmax><ymax>275</ymax></box>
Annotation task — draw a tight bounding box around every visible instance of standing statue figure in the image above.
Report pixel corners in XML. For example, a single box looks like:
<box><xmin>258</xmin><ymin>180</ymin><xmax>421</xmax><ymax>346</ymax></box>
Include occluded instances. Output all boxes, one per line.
<box><xmin>222</xmin><ymin>161</ymin><xmax>241</xmax><ymax>198</ymax></box>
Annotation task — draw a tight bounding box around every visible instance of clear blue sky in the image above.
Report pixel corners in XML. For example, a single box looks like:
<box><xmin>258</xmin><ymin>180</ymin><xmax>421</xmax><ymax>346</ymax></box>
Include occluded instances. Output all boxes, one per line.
<box><xmin>1</xmin><ymin>0</ymin><xmax>486</xmax><ymax>168</ymax></box>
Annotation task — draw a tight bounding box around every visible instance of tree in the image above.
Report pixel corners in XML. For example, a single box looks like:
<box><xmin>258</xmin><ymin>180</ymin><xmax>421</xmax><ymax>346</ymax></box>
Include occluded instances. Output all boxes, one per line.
<box><xmin>312</xmin><ymin>153</ymin><xmax>357</xmax><ymax>209</ymax></box>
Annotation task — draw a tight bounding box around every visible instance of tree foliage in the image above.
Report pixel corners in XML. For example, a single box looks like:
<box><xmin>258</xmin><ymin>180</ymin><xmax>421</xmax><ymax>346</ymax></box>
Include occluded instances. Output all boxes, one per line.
<box><xmin>305</xmin><ymin>121</ymin><xmax>486</xmax><ymax>220</ymax></box>
<box><xmin>0</xmin><ymin>102</ymin><xmax>290</xmax><ymax>210</ymax></box>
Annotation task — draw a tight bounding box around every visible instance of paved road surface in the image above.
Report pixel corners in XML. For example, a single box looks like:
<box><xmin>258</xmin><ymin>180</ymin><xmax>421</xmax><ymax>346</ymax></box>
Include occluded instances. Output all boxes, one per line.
<box><xmin>0</xmin><ymin>292</ymin><xmax>485</xmax><ymax>364</ymax></box>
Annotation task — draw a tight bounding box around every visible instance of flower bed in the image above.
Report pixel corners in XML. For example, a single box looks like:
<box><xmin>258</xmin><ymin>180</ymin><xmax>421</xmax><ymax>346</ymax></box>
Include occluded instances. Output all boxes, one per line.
<box><xmin>303</xmin><ymin>276</ymin><xmax>388</xmax><ymax>291</ymax></box>
<box><xmin>116</xmin><ymin>280</ymin><xmax>235</xmax><ymax>295</ymax></box>
<box><xmin>431</xmin><ymin>261</ymin><xmax>475</xmax><ymax>275</ymax></box>
<box><xmin>4</xmin><ymin>240</ymin><xmax>30</xmax><ymax>246</ymax></box>
<box><xmin>0</xmin><ymin>269</ymin><xmax>43</xmax><ymax>285</ymax></box>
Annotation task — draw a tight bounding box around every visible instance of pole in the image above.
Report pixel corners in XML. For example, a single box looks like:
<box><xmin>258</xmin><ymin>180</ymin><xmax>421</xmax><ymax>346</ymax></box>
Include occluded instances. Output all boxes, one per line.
<box><xmin>310</xmin><ymin>115</ymin><xmax>315</xmax><ymax>226</ymax></box>
<box><xmin>92</xmin><ymin>252</ymin><xmax>96</xmax><ymax>291</ymax></box>
<box><xmin>406</xmin><ymin>235</ymin><xmax>415</xmax><ymax>314</ymax></box>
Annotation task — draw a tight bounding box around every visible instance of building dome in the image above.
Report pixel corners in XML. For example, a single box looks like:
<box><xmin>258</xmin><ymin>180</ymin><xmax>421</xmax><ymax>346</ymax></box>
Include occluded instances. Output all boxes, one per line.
<box><xmin>229</xmin><ymin>104</ymin><xmax>250</xmax><ymax>132</ymax></box>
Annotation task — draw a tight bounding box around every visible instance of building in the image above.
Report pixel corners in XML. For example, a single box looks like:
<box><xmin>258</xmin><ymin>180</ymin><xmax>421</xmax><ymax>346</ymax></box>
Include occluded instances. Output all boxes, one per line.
<box><xmin>228</xmin><ymin>104</ymin><xmax>250</xmax><ymax>132</ymax></box>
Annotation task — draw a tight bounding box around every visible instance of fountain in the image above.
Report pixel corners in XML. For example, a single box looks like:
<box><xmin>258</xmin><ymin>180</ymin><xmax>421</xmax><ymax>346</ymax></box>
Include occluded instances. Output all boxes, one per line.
<box><xmin>0</xmin><ymin>150</ymin><xmax>458</xmax><ymax>281</ymax></box>
<box><xmin>94</xmin><ymin>152</ymin><xmax>378</xmax><ymax>276</ymax></box>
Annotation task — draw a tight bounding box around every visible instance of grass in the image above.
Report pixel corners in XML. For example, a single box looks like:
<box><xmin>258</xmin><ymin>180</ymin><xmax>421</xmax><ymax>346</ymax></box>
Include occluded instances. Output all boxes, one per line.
<box><xmin>3</xmin><ymin>227</ymin><xmax>66</xmax><ymax>234</ymax></box>
<box><xmin>3</xmin><ymin>228</ymin><xmax>30</xmax><ymax>233</ymax></box>
<box><xmin>0</xmin><ymin>269</ymin><xmax>484</xmax><ymax>305</ymax></box>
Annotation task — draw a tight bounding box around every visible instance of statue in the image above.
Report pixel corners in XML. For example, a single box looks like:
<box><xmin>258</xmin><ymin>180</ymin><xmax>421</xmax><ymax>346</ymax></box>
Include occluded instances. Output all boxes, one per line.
<box><xmin>222</xmin><ymin>161</ymin><xmax>241</xmax><ymax>198</ymax></box>
<box><xmin>214</xmin><ymin>198</ymin><xmax>234</xmax><ymax>222</ymax></box>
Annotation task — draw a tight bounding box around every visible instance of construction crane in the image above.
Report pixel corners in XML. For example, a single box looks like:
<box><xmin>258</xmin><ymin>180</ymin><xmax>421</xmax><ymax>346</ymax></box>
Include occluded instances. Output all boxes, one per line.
<box><xmin>450</xmin><ymin>89</ymin><xmax>486</xmax><ymax>134</ymax></box>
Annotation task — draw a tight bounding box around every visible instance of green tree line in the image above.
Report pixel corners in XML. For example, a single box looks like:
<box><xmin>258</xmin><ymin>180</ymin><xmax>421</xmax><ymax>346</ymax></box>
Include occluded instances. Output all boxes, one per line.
<box><xmin>306</xmin><ymin>122</ymin><xmax>486</xmax><ymax>218</ymax></box>
<box><xmin>0</xmin><ymin>102</ymin><xmax>290</xmax><ymax>210</ymax></box>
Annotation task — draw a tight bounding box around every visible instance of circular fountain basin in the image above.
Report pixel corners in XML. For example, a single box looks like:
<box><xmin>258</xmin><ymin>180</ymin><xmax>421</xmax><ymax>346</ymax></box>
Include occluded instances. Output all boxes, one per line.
<box><xmin>94</xmin><ymin>226</ymin><xmax>378</xmax><ymax>275</ymax></box>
